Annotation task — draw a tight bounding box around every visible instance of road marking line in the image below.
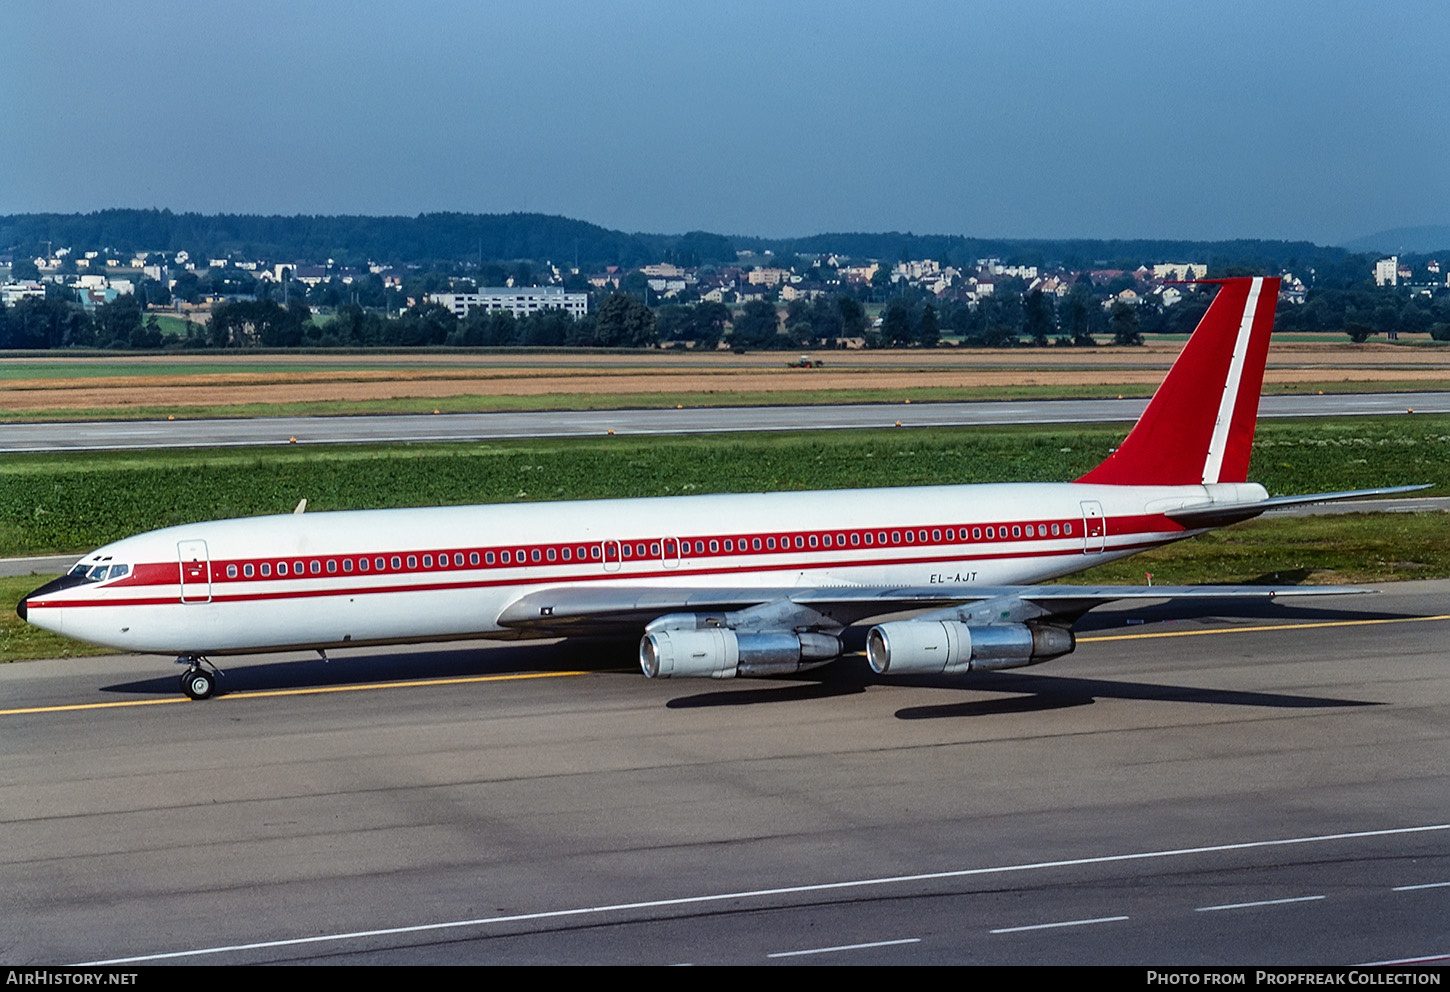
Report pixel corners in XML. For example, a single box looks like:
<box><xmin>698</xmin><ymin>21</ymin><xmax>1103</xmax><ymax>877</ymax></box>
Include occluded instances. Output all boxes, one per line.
<box><xmin>0</xmin><ymin>670</ymin><xmax>587</xmax><ymax>716</ymax></box>
<box><xmin>75</xmin><ymin>822</ymin><xmax>1450</xmax><ymax>965</ymax></box>
<box><xmin>767</xmin><ymin>938</ymin><xmax>920</xmax><ymax>958</ymax></box>
<box><xmin>1359</xmin><ymin>953</ymin><xmax>1450</xmax><ymax>966</ymax></box>
<box><xmin>1392</xmin><ymin>881</ymin><xmax>1450</xmax><ymax>892</ymax></box>
<box><xmin>1195</xmin><ymin>895</ymin><xmax>1325</xmax><ymax>912</ymax></box>
<box><xmin>991</xmin><ymin>915</ymin><xmax>1128</xmax><ymax>934</ymax></box>
<box><xmin>1079</xmin><ymin>613</ymin><xmax>1450</xmax><ymax>644</ymax></box>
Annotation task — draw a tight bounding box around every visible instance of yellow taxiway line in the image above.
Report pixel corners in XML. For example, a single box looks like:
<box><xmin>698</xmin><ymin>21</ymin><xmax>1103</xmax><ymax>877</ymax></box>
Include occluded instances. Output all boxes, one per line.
<box><xmin>0</xmin><ymin>669</ymin><xmax>589</xmax><ymax>716</ymax></box>
<box><xmin>6</xmin><ymin>613</ymin><xmax>1450</xmax><ymax>717</ymax></box>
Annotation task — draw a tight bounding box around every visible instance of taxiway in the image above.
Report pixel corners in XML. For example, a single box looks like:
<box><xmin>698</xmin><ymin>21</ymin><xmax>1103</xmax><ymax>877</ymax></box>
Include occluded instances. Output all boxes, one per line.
<box><xmin>3</xmin><ymin>581</ymin><xmax>1448</xmax><ymax>965</ymax></box>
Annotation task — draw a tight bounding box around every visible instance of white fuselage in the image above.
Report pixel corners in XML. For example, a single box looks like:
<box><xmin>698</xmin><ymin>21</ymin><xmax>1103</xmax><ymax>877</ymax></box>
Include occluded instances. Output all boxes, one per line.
<box><xmin>24</xmin><ymin>480</ymin><xmax>1265</xmax><ymax>656</ymax></box>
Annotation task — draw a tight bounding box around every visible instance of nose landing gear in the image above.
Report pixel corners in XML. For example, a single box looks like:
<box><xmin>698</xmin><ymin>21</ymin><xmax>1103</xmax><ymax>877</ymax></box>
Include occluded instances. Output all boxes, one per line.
<box><xmin>176</xmin><ymin>656</ymin><xmax>224</xmax><ymax>700</ymax></box>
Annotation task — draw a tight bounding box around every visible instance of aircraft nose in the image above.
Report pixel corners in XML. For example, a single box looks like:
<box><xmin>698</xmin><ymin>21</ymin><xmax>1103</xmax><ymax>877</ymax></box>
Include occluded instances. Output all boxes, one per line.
<box><xmin>17</xmin><ymin>573</ymin><xmax>96</xmax><ymax>624</ymax></box>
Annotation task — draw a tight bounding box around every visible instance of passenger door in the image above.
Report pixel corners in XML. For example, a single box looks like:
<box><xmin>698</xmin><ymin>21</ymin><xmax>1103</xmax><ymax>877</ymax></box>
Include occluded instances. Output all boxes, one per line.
<box><xmin>178</xmin><ymin>539</ymin><xmax>211</xmax><ymax>603</ymax></box>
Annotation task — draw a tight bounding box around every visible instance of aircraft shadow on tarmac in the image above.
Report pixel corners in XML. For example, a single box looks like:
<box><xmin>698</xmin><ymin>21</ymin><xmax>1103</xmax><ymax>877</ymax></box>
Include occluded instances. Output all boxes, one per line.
<box><xmin>662</xmin><ymin>660</ymin><xmax>1379</xmax><ymax>716</ymax></box>
<box><xmin>99</xmin><ymin>600</ymin><xmax>1399</xmax><ymax>713</ymax></box>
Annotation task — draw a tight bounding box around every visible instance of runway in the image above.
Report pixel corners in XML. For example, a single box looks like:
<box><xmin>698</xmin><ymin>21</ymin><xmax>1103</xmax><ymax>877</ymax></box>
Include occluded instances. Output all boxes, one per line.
<box><xmin>4</xmin><ymin>581</ymin><xmax>1448</xmax><ymax>965</ymax></box>
<box><xmin>3</xmin><ymin>391</ymin><xmax>1448</xmax><ymax>452</ymax></box>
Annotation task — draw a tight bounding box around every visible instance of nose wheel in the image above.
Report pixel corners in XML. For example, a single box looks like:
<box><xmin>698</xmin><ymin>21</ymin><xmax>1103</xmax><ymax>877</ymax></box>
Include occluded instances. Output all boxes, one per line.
<box><xmin>176</xmin><ymin>656</ymin><xmax>223</xmax><ymax>700</ymax></box>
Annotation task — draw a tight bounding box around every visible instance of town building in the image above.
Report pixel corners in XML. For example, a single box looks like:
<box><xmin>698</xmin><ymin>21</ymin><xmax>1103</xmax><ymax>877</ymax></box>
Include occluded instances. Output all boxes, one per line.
<box><xmin>1374</xmin><ymin>256</ymin><xmax>1398</xmax><ymax>287</ymax></box>
<box><xmin>429</xmin><ymin>287</ymin><xmax>588</xmax><ymax>319</ymax></box>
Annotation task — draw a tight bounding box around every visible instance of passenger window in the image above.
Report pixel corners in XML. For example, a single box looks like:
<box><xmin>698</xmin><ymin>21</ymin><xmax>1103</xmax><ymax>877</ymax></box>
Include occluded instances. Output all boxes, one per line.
<box><xmin>591</xmin><ymin>546</ymin><xmax>601</xmax><ymax>560</ymax></box>
<box><xmin>1063</xmin><ymin>523</ymin><xmax>1072</xmax><ymax>535</ymax></box>
<box><xmin>753</xmin><ymin>538</ymin><xmax>762</xmax><ymax>550</ymax></box>
<box><xmin>261</xmin><ymin>563</ymin><xmax>271</xmax><ymax>577</ymax></box>
<box><xmin>562</xmin><ymin>548</ymin><xmax>571</xmax><ymax>561</ymax></box>
<box><xmin>358</xmin><ymin>558</ymin><xmax>368</xmax><ymax>571</ymax></box>
<box><xmin>455</xmin><ymin>553</ymin><xmax>464</xmax><ymax>566</ymax></box>
<box><xmin>766</xmin><ymin>538</ymin><xmax>776</xmax><ymax>550</ymax></box>
<box><xmin>1051</xmin><ymin>524</ymin><xmax>1060</xmax><ymax>536</ymax></box>
<box><xmin>709</xmin><ymin>540</ymin><xmax>719</xmax><ymax>552</ymax></box>
<box><xmin>391</xmin><ymin>556</ymin><xmax>401</xmax><ymax>569</ymax></box>
<box><xmin>226</xmin><ymin>565</ymin><xmax>238</xmax><ymax>578</ymax></box>
<box><xmin>327</xmin><ymin>560</ymin><xmax>337</xmax><ymax>573</ymax></box>
<box><xmin>311</xmin><ymin>561</ymin><xmax>322</xmax><ymax>574</ymax></box>
<box><xmin>486</xmin><ymin>552</ymin><xmax>496</xmax><ymax>564</ymax></box>
<box><xmin>532</xmin><ymin>549</ymin><xmax>541</xmax><ymax>562</ymax></box>
<box><xmin>809</xmin><ymin>535</ymin><xmax>818</xmax><ymax>548</ymax></box>
<box><xmin>278</xmin><ymin>562</ymin><xmax>288</xmax><ymax>576</ymax></box>
<box><xmin>1012</xmin><ymin>526</ymin><xmax>1021</xmax><ymax>538</ymax></box>
<box><xmin>547</xmin><ymin>548</ymin><xmax>556</xmax><ymax>561</ymax></box>
<box><xmin>795</xmin><ymin>536</ymin><xmax>805</xmax><ymax>548</ymax></box>
<box><xmin>423</xmin><ymin>555</ymin><xmax>433</xmax><ymax>568</ymax></box>
<box><xmin>470</xmin><ymin>552</ymin><xmax>480</xmax><ymax>565</ymax></box>
<box><xmin>973</xmin><ymin>528</ymin><xmax>981</xmax><ymax>540</ymax></box>
<box><xmin>407</xmin><ymin>556</ymin><xmax>418</xmax><ymax>569</ymax></box>
<box><xmin>986</xmin><ymin>527</ymin><xmax>995</xmax><ymax>539</ymax></box>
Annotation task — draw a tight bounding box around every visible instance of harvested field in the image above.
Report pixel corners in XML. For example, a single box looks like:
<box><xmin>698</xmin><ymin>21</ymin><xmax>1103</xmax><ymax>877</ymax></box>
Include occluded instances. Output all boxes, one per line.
<box><xmin>1</xmin><ymin>341</ymin><xmax>1448</xmax><ymax>417</ymax></box>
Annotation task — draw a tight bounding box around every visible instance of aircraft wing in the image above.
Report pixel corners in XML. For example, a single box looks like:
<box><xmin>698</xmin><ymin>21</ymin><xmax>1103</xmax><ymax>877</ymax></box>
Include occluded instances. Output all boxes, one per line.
<box><xmin>494</xmin><ymin>582</ymin><xmax>1372</xmax><ymax>638</ymax></box>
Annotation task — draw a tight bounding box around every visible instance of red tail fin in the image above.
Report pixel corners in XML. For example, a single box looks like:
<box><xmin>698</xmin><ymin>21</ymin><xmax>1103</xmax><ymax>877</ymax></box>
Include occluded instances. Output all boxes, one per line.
<box><xmin>1077</xmin><ymin>276</ymin><xmax>1279</xmax><ymax>486</ymax></box>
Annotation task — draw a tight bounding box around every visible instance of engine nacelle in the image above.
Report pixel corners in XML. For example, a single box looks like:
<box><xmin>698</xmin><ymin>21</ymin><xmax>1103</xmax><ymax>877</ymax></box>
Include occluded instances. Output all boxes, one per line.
<box><xmin>640</xmin><ymin>623</ymin><xmax>842</xmax><ymax>679</ymax></box>
<box><xmin>865</xmin><ymin>621</ymin><xmax>1074</xmax><ymax>675</ymax></box>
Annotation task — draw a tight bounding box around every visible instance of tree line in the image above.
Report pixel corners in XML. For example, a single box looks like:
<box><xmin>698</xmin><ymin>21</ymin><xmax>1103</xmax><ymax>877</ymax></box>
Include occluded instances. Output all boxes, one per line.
<box><xmin>5</xmin><ymin>283</ymin><xmax>1449</xmax><ymax>352</ymax></box>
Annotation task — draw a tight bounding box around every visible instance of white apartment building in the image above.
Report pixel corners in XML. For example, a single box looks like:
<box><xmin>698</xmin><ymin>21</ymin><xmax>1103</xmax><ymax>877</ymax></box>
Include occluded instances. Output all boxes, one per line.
<box><xmin>430</xmin><ymin>287</ymin><xmax>588</xmax><ymax>319</ymax></box>
<box><xmin>1374</xmin><ymin>256</ymin><xmax>1398</xmax><ymax>287</ymax></box>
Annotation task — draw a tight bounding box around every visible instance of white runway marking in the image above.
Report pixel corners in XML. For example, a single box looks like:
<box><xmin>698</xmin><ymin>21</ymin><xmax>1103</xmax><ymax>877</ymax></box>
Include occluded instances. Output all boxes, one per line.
<box><xmin>75</xmin><ymin>821</ymin><xmax>1450</xmax><ymax>965</ymax></box>
<box><xmin>767</xmin><ymin>938</ymin><xmax>921</xmax><ymax>958</ymax></box>
<box><xmin>1195</xmin><ymin>895</ymin><xmax>1325</xmax><ymax>912</ymax></box>
<box><xmin>990</xmin><ymin>916</ymin><xmax>1128</xmax><ymax>934</ymax></box>
<box><xmin>1392</xmin><ymin>881</ymin><xmax>1450</xmax><ymax>892</ymax></box>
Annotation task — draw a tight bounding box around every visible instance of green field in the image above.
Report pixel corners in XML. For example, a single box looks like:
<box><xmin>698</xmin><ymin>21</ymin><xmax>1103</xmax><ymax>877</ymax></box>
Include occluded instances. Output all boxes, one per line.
<box><xmin>1</xmin><ymin>415</ymin><xmax>1445</xmax><ymax>558</ymax></box>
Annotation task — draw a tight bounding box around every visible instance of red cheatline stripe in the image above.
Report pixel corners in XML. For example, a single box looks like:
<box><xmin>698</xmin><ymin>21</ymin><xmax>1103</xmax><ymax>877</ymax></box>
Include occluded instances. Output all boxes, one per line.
<box><xmin>28</xmin><ymin>534</ymin><xmax>1182</xmax><ymax>611</ymax></box>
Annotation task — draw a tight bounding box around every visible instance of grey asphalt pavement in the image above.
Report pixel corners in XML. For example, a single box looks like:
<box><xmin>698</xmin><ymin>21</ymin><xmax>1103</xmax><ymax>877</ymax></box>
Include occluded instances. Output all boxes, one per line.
<box><xmin>3</xmin><ymin>391</ymin><xmax>1448</xmax><ymax>452</ymax></box>
<box><xmin>3</xmin><ymin>580</ymin><xmax>1449</xmax><ymax>965</ymax></box>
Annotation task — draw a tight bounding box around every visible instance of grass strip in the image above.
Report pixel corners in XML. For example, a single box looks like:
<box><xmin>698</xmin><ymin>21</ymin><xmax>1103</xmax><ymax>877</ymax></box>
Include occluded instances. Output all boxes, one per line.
<box><xmin>1</xmin><ymin>415</ymin><xmax>1445</xmax><ymax>557</ymax></box>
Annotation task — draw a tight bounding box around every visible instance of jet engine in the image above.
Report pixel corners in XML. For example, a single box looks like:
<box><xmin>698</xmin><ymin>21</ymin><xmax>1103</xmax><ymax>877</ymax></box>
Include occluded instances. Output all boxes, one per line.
<box><xmin>640</xmin><ymin>616</ymin><xmax>842</xmax><ymax>679</ymax></box>
<box><xmin>866</xmin><ymin>621</ymin><xmax>1074</xmax><ymax>675</ymax></box>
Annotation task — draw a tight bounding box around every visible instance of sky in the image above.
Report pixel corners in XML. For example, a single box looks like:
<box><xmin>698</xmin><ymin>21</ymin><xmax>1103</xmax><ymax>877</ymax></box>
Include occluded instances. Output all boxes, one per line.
<box><xmin>3</xmin><ymin>1</ymin><xmax>1446</xmax><ymax>245</ymax></box>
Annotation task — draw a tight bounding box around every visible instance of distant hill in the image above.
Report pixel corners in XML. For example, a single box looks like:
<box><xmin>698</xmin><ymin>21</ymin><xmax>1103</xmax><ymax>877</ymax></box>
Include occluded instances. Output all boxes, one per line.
<box><xmin>1341</xmin><ymin>225</ymin><xmax>1450</xmax><ymax>256</ymax></box>
<box><xmin>0</xmin><ymin>209</ymin><xmax>1375</xmax><ymax>284</ymax></box>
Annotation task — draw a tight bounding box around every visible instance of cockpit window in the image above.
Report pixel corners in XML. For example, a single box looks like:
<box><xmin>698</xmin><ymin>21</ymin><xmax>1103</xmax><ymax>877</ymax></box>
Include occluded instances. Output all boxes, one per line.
<box><xmin>70</xmin><ymin>564</ymin><xmax>93</xmax><ymax>577</ymax></box>
<box><xmin>87</xmin><ymin>565</ymin><xmax>111</xmax><ymax>581</ymax></box>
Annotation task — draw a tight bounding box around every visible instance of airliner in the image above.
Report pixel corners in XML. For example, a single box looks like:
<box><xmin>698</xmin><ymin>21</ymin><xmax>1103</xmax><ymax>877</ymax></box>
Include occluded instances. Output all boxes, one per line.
<box><xmin>18</xmin><ymin>277</ymin><xmax>1418</xmax><ymax>700</ymax></box>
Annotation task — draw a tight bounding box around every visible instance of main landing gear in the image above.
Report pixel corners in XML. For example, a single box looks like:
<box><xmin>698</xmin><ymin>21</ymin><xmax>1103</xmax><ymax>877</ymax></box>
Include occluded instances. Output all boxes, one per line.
<box><xmin>176</xmin><ymin>656</ymin><xmax>224</xmax><ymax>700</ymax></box>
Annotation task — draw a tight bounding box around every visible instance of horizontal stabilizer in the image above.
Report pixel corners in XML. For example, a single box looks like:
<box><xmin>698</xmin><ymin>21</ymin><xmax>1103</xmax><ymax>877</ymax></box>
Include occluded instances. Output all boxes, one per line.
<box><xmin>1167</xmin><ymin>484</ymin><xmax>1431</xmax><ymax>529</ymax></box>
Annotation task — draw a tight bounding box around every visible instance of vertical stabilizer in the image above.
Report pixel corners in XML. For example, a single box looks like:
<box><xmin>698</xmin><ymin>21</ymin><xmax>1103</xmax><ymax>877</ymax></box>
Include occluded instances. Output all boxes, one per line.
<box><xmin>1076</xmin><ymin>276</ymin><xmax>1279</xmax><ymax>486</ymax></box>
